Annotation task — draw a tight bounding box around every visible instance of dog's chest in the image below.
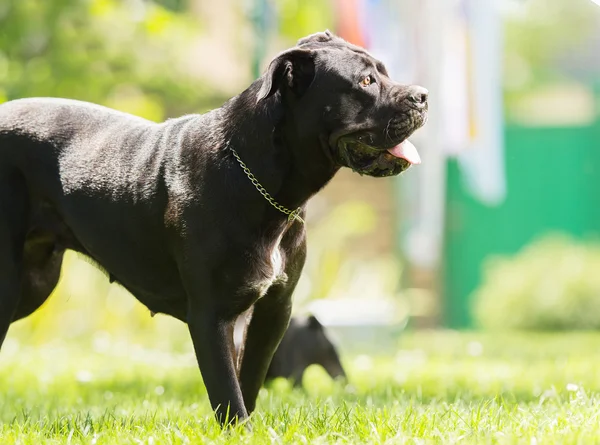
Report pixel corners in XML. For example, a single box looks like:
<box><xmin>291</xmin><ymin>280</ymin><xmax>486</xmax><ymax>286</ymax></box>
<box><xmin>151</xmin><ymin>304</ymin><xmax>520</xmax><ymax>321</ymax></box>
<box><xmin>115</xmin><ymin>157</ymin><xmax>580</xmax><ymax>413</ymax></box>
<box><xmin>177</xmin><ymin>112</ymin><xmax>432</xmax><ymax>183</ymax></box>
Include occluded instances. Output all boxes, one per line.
<box><xmin>249</xmin><ymin>231</ymin><xmax>288</xmax><ymax>297</ymax></box>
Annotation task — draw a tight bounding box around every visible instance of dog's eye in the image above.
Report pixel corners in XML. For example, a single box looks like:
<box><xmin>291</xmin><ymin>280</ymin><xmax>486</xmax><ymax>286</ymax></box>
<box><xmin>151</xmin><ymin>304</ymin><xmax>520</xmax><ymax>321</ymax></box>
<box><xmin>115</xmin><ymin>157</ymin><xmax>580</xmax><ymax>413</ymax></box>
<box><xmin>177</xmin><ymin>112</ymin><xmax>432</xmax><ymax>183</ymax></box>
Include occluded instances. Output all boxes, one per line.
<box><xmin>360</xmin><ymin>75</ymin><xmax>374</xmax><ymax>87</ymax></box>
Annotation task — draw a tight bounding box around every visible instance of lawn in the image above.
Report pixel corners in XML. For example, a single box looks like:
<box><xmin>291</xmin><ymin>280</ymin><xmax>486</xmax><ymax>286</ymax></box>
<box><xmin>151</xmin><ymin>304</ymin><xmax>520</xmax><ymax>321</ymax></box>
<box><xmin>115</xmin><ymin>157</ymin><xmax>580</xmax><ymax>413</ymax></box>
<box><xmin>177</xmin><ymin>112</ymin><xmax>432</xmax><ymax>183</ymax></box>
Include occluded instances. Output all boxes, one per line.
<box><xmin>2</xmin><ymin>330</ymin><xmax>600</xmax><ymax>444</ymax></box>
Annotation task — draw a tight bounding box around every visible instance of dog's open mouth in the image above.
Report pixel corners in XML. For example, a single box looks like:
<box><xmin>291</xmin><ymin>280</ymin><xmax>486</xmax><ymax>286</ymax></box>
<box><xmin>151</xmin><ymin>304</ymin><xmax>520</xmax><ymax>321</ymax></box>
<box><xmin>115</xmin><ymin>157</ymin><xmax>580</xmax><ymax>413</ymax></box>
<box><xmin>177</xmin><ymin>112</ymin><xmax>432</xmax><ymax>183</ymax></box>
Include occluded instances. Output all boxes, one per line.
<box><xmin>334</xmin><ymin>137</ymin><xmax>421</xmax><ymax>177</ymax></box>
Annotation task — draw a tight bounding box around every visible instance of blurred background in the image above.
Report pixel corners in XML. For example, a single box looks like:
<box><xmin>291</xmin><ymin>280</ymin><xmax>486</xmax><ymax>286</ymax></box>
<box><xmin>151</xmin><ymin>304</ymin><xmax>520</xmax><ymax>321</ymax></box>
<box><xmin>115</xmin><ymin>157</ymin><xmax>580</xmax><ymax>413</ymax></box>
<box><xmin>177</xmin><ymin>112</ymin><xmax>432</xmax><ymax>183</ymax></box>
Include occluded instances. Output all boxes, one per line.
<box><xmin>2</xmin><ymin>0</ymin><xmax>600</xmax><ymax>355</ymax></box>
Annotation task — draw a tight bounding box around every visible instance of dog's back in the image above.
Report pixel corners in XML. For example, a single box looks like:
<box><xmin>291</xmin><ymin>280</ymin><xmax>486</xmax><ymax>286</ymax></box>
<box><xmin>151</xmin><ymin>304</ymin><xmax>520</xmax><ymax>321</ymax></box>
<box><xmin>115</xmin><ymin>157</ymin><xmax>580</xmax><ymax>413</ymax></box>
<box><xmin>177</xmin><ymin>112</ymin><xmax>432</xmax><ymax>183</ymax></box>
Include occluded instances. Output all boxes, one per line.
<box><xmin>0</xmin><ymin>98</ymin><xmax>153</xmax><ymax>152</ymax></box>
<box><xmin>0</xmin><ymin>98</ymin><xmax>163</xmax><ymax>199</ymax></box>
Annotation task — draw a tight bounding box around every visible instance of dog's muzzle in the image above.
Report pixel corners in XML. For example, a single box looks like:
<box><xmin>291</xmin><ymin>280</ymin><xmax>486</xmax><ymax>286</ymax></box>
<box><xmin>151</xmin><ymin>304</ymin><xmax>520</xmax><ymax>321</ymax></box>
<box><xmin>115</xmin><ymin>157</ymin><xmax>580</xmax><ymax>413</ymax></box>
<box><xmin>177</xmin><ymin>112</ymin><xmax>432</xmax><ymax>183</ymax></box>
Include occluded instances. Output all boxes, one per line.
<box><xmin>333</xmin><ymin>140</ymin><xmax>415</xmax><ymax>177</ymax></box>
<box><xmin>334</xmin><ymin>111</ymin><xmax>427</xmax><ymax>177</ymax></box>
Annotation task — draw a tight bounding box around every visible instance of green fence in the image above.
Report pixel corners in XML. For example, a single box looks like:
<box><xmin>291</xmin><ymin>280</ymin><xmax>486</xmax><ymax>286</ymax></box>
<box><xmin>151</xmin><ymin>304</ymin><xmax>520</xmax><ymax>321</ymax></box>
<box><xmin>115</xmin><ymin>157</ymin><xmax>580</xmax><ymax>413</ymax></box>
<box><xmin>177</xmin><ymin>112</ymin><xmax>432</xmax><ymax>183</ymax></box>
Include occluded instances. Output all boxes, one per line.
<box><xmin>443</xmin><ymin>121</ymin><xmax>600</xmax><ymax>328</ymax></box>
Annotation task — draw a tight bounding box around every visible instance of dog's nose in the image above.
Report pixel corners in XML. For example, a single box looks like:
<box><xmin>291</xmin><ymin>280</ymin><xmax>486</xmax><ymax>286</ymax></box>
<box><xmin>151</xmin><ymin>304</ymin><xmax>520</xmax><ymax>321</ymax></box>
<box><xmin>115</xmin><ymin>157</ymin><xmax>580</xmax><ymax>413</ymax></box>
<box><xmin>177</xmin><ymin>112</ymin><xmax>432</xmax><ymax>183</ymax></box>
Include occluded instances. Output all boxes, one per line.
<box><xmin>406</xmin><ymin>86</ymin><xmax>428</xmax><ymax>108</ymax></box>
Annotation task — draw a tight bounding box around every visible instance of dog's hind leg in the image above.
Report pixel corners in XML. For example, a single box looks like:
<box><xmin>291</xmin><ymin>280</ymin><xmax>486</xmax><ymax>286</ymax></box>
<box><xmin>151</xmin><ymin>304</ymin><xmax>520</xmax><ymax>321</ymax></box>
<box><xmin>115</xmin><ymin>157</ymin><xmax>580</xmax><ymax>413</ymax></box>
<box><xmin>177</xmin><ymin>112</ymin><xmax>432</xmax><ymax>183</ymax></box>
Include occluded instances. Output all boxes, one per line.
<box><xmin>0</xmin><ymin>169</ymin><xmax>29</xmax><ymax>349</ymax></box>
<box><xmin>12</xmin><ymin>238</ymin><xmax>64</xmax><ymax>322</ymax></box>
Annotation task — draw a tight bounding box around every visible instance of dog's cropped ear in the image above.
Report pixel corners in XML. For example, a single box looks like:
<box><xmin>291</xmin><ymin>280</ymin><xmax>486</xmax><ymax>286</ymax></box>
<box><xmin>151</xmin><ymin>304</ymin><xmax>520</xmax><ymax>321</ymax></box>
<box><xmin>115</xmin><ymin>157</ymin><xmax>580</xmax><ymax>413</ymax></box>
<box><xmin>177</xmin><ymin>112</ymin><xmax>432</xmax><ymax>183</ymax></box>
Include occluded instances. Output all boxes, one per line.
<box><xmin>256</xmin><ymin>48</ymin><xmax>315</xmax><ymax>103</ymax></box>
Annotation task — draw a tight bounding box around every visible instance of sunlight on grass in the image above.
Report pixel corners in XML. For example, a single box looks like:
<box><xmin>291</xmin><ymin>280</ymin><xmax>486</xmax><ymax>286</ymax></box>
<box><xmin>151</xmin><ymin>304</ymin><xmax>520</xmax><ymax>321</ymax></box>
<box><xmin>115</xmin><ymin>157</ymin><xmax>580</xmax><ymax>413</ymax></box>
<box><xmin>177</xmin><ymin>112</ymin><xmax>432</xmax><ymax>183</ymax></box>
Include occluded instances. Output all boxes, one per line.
<box><xmin>3</xmin><ymin>255</ymin><xmax>600</xmax><ymax>443</ymax></box>
<box><xmin>3</xmin><ymin>331</ymin><xmax>600</xmax><ymax>444</ymax></box>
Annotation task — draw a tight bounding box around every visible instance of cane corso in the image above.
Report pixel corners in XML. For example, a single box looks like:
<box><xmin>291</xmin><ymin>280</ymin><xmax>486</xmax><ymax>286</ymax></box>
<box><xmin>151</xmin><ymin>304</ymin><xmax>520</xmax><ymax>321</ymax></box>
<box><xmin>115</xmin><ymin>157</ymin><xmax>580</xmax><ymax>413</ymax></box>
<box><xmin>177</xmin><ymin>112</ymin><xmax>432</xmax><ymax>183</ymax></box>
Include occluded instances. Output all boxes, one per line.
<box><xmin>0</xmin><ymin>30</ymin><xmax>427</xmax><ymax>425</ymax></box>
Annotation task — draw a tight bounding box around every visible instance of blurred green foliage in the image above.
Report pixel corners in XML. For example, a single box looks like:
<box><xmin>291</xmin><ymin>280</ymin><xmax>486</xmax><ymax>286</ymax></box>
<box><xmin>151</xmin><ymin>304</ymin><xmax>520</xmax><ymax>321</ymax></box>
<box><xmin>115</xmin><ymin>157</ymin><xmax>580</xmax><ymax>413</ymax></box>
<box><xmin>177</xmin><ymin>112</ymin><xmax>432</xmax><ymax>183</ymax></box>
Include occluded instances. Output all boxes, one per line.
<box><xmin>0</xmin><ymin>0</ymin><xmax>338</xmax><ymax>118</ymax></box>
<box><xmin>301</xmin><ymin>201</ymin><xmax>378</xmax><ymax>303</ymax></box>
<box><xmin>0</xmin><ymin>0</ymin><xmax>228</xmax><ymax>119</ymax></box>
<box><xmin>277</xmin><ymin>0</ymin><xmax>334</xmax><ymax>41</ymax></box>
<box><xmin>154</xmin><ymin>0</ymin><xmax>189</xmax><ymax>12</ymax></box>
<box><xmin>473</xmin><ymin>234</ymin><xmax>600</xmax><ymax>331</ymax></box>
<box><xmin>503</xmin><ymin>0</ymin><xmax>600</xmax><ymax>108</ymax></box>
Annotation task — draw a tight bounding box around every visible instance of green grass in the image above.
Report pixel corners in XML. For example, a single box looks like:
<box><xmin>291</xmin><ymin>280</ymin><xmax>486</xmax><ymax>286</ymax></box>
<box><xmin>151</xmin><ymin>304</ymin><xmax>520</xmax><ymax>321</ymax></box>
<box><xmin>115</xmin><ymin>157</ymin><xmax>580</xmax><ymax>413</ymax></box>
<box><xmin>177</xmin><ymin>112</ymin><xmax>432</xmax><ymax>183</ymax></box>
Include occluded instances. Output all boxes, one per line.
<box><xmin>3</xmin><ymin>331</ymin><xmax>600</xmax><ymax>444</ymax></box>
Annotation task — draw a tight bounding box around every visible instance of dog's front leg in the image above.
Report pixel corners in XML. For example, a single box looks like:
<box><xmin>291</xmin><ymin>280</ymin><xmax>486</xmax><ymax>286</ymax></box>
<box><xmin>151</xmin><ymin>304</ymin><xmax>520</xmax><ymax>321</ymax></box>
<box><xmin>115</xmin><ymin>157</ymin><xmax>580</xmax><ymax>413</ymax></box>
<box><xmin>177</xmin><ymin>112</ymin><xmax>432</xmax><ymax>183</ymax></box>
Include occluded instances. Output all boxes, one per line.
<box><xmin>187</xmin><ymin>303</ymin><xmax>248</xmax><ymax>426</ymax></box>
<box><xmin>238</xmin><ymin>287</ymin><xmax>293</xmax><ymax>413</ymax></box>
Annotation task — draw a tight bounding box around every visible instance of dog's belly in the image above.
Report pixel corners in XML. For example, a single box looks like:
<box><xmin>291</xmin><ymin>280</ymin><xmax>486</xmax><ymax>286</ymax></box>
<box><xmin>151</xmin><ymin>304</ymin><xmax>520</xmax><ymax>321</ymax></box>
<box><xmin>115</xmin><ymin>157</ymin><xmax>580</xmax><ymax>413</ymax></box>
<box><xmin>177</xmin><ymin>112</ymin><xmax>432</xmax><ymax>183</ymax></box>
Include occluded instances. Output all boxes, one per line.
<box><xmin>119</xmin><ymin>281</ymin><xmax>188</xmax><ymax>321</ymax></box>
<box><xmin>62</xmin><ymin>204</ymin><xmax>187</xmax><ymax>316</ymax></box>
<box><xmin>28</xmin><ymin>190</ymin><xmax>189</xmax><ymax>320</ymax></box>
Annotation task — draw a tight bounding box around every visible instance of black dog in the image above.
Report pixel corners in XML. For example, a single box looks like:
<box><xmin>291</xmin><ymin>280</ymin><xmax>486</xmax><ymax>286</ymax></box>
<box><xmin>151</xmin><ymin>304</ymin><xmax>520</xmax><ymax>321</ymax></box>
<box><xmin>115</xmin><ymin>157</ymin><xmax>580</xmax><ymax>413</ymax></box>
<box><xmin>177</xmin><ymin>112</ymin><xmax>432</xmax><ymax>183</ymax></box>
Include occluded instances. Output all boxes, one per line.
<box><xmin>0</xmin><ymin>30</ymin><xmax>427</xmax><ymax>425</ymax></box>
<box><xmin>265</xmin><ymin>315</ymin><xmax>346</xmax><ymax>388</ymax></box>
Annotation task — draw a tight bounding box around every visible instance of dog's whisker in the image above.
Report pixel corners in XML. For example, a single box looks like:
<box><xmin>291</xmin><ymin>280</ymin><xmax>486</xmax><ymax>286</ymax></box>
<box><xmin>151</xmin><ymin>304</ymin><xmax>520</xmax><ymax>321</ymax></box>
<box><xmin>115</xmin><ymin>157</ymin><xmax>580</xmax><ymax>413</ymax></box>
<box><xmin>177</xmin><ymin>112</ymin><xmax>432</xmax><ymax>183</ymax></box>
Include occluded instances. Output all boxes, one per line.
<box><xmin>384</xmin><ymin>118</ymin><xmax>393</xmax><ymax>143</ymax></box>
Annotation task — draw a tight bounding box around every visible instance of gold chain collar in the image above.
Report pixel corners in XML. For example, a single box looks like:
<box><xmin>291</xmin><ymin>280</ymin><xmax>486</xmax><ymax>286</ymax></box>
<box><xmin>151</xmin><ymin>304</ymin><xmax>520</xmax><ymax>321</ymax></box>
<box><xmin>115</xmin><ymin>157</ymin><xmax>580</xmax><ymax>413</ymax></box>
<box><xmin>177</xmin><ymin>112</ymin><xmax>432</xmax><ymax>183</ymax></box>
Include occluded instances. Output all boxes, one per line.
<box><xmin>230</xmin><ymin>147</ymin><xmax>305</xmax><ymax>225</ymax></box>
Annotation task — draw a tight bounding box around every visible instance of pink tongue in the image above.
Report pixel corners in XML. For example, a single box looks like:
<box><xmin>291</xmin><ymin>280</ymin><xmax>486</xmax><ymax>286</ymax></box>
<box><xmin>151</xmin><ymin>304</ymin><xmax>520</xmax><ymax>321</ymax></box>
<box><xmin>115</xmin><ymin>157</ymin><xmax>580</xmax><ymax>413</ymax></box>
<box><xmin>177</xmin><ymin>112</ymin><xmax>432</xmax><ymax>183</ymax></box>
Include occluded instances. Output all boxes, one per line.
<box><xmin>386</xmin><ymin>140</ymin><xmax>421</xmax><ymax>165</ymax></box>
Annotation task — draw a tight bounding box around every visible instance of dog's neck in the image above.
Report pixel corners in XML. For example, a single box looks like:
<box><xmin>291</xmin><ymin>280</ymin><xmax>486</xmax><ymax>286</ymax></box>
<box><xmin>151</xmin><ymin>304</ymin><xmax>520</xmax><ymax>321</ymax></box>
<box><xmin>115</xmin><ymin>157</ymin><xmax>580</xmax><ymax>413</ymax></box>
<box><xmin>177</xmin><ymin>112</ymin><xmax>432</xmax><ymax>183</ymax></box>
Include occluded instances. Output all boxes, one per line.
<box><xmin>221</xmin><ymin>84</ymin><xmax>340</xmax><ymax>216</ymax></box>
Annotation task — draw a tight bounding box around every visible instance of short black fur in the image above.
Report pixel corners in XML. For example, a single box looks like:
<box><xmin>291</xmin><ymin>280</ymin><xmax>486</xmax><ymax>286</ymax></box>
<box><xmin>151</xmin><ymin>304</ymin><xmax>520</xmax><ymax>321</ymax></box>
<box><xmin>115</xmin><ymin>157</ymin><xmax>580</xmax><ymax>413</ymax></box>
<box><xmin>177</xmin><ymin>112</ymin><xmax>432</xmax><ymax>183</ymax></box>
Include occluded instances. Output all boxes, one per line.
<box><xmin>0</xmin><ymin>30</ymin><xmax>427</xmax><ymax>426</ymax></box>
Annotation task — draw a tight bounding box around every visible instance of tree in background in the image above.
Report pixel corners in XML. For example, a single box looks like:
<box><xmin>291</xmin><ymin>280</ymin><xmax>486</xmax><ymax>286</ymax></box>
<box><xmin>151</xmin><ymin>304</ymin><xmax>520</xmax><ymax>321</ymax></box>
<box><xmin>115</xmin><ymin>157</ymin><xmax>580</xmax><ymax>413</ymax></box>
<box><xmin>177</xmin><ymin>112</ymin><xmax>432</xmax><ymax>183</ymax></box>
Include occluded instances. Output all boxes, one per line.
<box><xmin>0</xmin><ymin>0</ymin><xmax>230</xmax><ymax>120</ymax></box>
<box><xmin>503</xmin><ymin>0</ymin><xmax>600</xmax><ymax>105</ymax></box>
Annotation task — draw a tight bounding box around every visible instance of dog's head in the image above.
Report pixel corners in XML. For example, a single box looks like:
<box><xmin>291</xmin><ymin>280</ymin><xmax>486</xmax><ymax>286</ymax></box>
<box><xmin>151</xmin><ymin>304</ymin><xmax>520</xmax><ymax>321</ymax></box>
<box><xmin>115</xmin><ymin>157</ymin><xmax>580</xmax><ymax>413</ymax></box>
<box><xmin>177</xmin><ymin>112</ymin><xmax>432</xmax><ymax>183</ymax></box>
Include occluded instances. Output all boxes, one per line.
<box><xmin>257</xmin><ymin>30</ymin><xmax>428</xmax><ymax>177</ymax></box>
